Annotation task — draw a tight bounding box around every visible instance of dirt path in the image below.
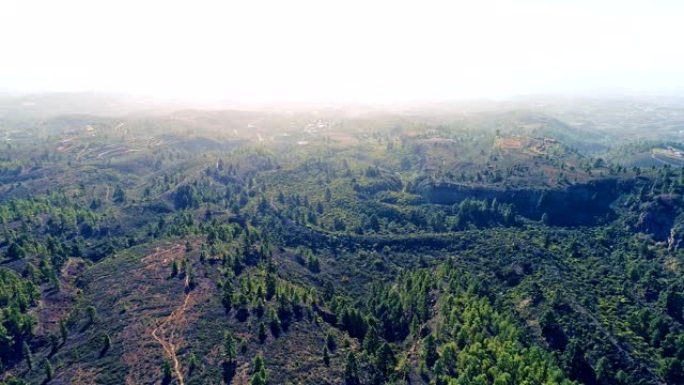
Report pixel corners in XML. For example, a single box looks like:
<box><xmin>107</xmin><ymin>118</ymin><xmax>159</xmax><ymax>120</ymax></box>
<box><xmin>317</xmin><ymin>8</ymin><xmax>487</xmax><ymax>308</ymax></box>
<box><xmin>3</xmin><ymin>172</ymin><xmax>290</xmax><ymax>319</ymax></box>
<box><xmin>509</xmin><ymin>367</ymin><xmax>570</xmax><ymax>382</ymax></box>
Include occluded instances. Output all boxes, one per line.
<box><xmin>651</xmin><ymin>152</ymin><xmax>682</xmax><ymax>167</ymax></box>
<box><xmin>151</xmin><ymin>273</ymin><xmax>192</xmax><ymax>385</ymax></box>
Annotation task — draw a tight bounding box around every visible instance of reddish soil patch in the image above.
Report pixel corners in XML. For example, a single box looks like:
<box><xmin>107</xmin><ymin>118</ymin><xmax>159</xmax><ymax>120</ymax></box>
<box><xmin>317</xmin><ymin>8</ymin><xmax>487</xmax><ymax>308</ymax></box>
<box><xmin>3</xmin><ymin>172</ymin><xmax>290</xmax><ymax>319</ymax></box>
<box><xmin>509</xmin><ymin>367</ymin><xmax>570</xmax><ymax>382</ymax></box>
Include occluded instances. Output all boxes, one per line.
<box><xmin>497</xmin><ymin>136</ymin><xmax>526</xmax><ymax>149</ymax></box>
<box><xmin>34</xmin><ymin>258</ymin><xmax>87</xmax><ymax>335</ymax></box>
<box><xmin>116</xmin><ymin>242</ymin><xmax>215</xmax><ymax>385</ymax></box>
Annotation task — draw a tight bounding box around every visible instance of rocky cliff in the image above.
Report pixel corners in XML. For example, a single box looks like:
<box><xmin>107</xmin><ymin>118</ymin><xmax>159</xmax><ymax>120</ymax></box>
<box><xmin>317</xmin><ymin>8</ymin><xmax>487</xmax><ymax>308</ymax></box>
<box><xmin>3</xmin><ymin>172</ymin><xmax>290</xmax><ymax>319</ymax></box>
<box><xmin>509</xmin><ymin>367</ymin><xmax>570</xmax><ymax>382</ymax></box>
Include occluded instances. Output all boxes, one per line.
<box><xmin>634</xmin><ymin>194</ymin><xmax>684</xmax><ymax>249</ymax></box>
<box><xmin>414</xmin><ymin>178</ymin><xmax>628</xmax><ymax>226</ymax></box>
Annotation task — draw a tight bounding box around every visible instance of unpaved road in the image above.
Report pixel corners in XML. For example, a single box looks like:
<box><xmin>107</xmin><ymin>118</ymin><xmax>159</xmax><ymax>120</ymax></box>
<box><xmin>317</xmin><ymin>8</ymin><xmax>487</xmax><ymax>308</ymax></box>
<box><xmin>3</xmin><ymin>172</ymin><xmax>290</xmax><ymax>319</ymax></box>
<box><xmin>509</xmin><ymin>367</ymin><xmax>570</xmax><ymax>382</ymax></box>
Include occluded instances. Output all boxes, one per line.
<box><xmin>151</xmin><ymin>273</ymin><xmax>192</xmax><ymax>385</ymax></box>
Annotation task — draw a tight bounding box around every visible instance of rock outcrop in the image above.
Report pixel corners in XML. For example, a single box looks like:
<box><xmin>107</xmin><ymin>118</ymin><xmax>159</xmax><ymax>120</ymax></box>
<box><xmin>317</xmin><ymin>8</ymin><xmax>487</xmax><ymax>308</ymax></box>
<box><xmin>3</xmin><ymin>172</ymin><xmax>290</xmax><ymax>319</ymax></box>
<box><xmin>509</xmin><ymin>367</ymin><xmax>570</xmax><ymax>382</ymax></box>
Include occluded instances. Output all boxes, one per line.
<box><xmin>413</xmin><ymin>178</ymin><xmax>628</xmax><ymax>226</ymax></box>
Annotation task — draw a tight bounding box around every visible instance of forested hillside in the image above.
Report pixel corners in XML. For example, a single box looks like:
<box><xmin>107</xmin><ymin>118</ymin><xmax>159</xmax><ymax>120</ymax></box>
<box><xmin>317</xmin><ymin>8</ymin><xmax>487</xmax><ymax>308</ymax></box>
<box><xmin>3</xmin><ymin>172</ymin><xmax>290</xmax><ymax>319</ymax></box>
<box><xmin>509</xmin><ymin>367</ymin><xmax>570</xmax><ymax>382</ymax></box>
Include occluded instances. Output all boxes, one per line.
<box><xmin>0</xmin><ymin>97</ymin><xmax>683</xmax><ymax>385</ymax></box>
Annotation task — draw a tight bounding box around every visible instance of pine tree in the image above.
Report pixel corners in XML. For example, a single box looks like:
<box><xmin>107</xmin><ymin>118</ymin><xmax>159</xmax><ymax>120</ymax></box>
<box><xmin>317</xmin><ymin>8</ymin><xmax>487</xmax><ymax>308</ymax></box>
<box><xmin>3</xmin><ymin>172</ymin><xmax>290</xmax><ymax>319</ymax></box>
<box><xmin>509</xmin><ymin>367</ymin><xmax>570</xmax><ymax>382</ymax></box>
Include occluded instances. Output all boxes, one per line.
<box><xmin>222</xmin><ymin>282</ymin><xmax>234</xmax><ymax>311</ymax></box>
<box><xmin>22</xmin><ymin>341</ymin><xmax>32</xmax><ymax>371</ymax></box>
<box><xmin>224</xmin><ymin>331</ymin><xmax>237</xmax><ymax>361</ymax></box>
<box><xmin>112</xmin><ymin>185</ymin><xmax>126</xmax><ymax>203</ymax></box>
<box><xmin>265</xmin><ymin>273</ymin><xmax>277</xmax><ymax>300</ymax></box>
<box><xmin>162</xmin><ymin>360</ymin><xmax>172</xmax><ymax>383</ymax></box>
<box><xmin>251</xmin><ymin>354</ymin><xmax>268</xmax><ymax>385</ymax></box>
<box><xmin>186</xmin><ymin>264</ymin><xmax>195</xmax><ymax>289</ymax></box>
<box><xmin>268</xmin><ymin>308</ymin><xmax>281</xmax><ymax>337</ymax></box>
<box><xmin>375</xmin><ymin>342</ymin><xmax>396</xmax><ymax>377</ymax></box>
<box><xmin>188</xmin><ymin>353</ymin><xmax>198</xmax><ymax>375</ymax></box>
<box><xmin>307</xmin><ymin>254</ymin><xmax>320</xmax><ymax>273</ymax></box>
<box><xmin>369</xmin><ymin>214</ymin><xmax>380</xmax><ymax>232</ymax></box>
<box><xmin>258</xmin><ymin>322</ymin><xmax>267</xmax><ymax>343</ymax></box>
<box><xmin>344</xmin><ymin>352</ymin><xmax>360</xmax><ymax>385</ymax></box>
<box><xmin>6</xmin><ymin>242</ymin><xmax>26</xmax><ymax>260</ymax></box>
<box><xmin>323</xmin><ymin>345</ymin><xmax>331</xmax><ymax>366</ymax></box>
<box><xmin>595</xmin><ymin>356</ymin><xmax>611</xmax><ymax>383</ymax></box>
<box><xmin>49</xmin><ymin>334</ymin><xmax>60</xmax><ymax>356</ymax></box>
<box><xmin>439</xmin><ymin>342</ymin><xmax>458</xmax><ymax>376</ymax></box>
<box><xmin>100</xmin><ymin>334</ymin><xmax>111</xmax><ymax>357</ymax></box>
<box><xmin>86</xmin><ymin>305</ymin><xmax>97</xmax><ymax>325</ymax></box>
<box><xmin>326</xmin><ymin>331</ymin><xmax>337</xmax><ymax>351</ymax></box>
<box><xmin>422</xmin><ymin>334</ymin><xmax>438</xmax><ymax>369</ymax></box>
<box><xmin>180</xmin><ymin>257</ymin><xmax>188</xmax><ymax>276</ymax></box>
<box><xmin>659</xmin><ymin>357</ymin><xmax>684</xmax><ymax>384</ymax></box>
<box><xmin>44</xmin><ymin>359</ymin><xmax>53</xmax><ymax>382</ymax></box>
<box><xmin>171</xmin><ymin>260</ymin><xmax>179</xmax><ymax>278</ymax></box>
<box><xmin>59</xmin><ymin>319</ymin><xmax>68</xmax><ymax>344</ymax></box>
<box><xmin>363</xmin><ymin>325</ymin><xmax>380</xmax><ymax>355</ymax></box>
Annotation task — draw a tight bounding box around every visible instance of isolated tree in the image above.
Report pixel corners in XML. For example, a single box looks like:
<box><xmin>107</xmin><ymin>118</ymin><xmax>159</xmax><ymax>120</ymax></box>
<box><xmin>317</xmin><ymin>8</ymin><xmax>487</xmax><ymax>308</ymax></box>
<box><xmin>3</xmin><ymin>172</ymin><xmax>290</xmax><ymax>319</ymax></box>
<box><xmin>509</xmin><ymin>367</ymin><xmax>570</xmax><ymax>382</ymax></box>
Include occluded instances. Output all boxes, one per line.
<box><xmin>100</xmin><ymin>334</ymin><xmax>111</xmax><ymax>357</ymax></box>
<box><xmin>49</xmin><ymin>334</ymin><xmax>60</xmax><ymax>356</ymax></box>
<box><xmin>58</xmin><ymin>319</ymin><xmax>68</xmax><ymax>346</ymax></box>
<box><xmin>22</xmin><ymin>341</ymin><xmax>32</xmax><ymax>371</ymax></box>
<box><xmin>44</xmin><ymin>359</ymin><xmax>53</xmax><ymax>382</ymax></box>
<box><xmin>268</xmin><ymin>309</ymin><xmax>281</xmax><ymax>337</ymax></box>
<box><xmin>251</xmin><ymin>354</ymin><xmax>268</xmax><ymax>385</ymax></box>
<box><xmin>369</xmin><ymin>214</ymin><xmax>381</xmax><ymax>232</ymax></box>
<box><xmin>162</xmin><ymin>360</ymin><xmax>173</xmax><ymax>384</ymax></box>
<box><xmin>323</xmin><ymin>345</ymin><xmax>331</xmax><ymax>366</ymax></box>
<box><xmin>325</xmin><ymin>331</ymin><xmax>336</xmax><ymax>351</ymax></box>
<box><xmin>180</xmin><ymin>257</ymin><xmax>188</xmax><ymax>276</ymax></box>
<box><xmin>171</xmin><ymin>260</ymin><xmax>179</xmax><ymax>278</ymax></box>
<box><xmin>235</xmin><ymin>293</ymin><xmax>250</xmax><ymax>321</ymax></box>
<box><xmin>186</xmin><ymin>265</ymin><xmax>195</xmax><ymax>289</ymax></box>
<box><xmin>188</xmin><ymin>353</ymin><xmax>198</xmax><ymax>375</ymax></box>
<box><xmin>223</xmin><ymin>331</ymin><xmax>237</xmax><ymax>361</ymax></box>
<box><xmin>307</xmin><ymin>254</ymin><xmax>321</xmax><ymax>273</ymax></box>
<box><xmin>86</xmin><ymin>305</ymin><xmax>97</xmax><ymax>325</ymax></box>
<box><xmin>112</xmin><ymin>185</ymin><xmax>126</xmax><ymax>203</ymax></box>
<box><xmin>258</xmin><ymin>322</ymin><xmax>267</xmax><ymax>343</ymax></box>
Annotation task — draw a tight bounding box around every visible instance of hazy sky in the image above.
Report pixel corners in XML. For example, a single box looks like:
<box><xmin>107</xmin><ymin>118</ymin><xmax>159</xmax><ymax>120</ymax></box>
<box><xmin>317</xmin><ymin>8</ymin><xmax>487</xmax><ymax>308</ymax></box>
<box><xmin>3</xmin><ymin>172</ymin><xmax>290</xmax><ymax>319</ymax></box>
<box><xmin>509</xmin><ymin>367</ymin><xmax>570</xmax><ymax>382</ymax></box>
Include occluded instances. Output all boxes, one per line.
<box><xmin>1</xmin><ymin>0</ymin><xmax>683</xmax><ymax>102</ymax></box>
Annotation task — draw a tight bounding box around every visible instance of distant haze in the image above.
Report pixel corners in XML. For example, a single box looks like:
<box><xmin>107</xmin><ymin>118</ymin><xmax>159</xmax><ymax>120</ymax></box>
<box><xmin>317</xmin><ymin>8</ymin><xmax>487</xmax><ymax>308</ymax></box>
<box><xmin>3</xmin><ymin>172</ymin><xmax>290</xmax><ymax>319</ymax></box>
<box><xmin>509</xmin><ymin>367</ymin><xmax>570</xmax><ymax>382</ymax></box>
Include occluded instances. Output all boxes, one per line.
<box><xmin>1</xmin><ymin>0</ymin><xmax>683</xmax><ymax>103</ymax></box>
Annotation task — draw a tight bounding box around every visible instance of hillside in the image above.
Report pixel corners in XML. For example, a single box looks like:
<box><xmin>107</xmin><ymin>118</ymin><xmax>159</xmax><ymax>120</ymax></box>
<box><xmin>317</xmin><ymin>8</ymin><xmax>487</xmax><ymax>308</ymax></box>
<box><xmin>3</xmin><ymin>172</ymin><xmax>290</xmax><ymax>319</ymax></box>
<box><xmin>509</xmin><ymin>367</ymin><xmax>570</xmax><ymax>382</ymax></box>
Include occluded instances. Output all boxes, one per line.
<box><xmin>0</xmin><ymin>98</ymin><xmax>683</xmax><ymax>385</ymax></box>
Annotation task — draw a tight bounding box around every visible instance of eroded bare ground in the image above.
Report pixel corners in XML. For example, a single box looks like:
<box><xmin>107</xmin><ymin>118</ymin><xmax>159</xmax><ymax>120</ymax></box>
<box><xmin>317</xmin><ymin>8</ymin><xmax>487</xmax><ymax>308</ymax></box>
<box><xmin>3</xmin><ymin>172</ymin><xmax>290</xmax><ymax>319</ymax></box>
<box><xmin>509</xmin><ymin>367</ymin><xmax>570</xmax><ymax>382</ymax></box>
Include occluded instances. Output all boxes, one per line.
<box><xmin>231</xmin><ymin>362</ymin><xmax>251</xmax><ymax>385</ymax></box>
<box><xmin>151</xmin><ymin>273</ymin><xmax>192</xmax><ymax>385</ymax></box>
<box><xmin>34</xmin><ymin>257</ymin><xmax>87</xmax><ymax>336</ymax></box>
<box><xmin>71</xmin><ymin>366</ymin><xmax>99</xmax><ymax>385</ymax></box>
<box><xmin>107</xmin><ymin>243</ymin><xmax>214</xmax><ymax>385</ymax></box>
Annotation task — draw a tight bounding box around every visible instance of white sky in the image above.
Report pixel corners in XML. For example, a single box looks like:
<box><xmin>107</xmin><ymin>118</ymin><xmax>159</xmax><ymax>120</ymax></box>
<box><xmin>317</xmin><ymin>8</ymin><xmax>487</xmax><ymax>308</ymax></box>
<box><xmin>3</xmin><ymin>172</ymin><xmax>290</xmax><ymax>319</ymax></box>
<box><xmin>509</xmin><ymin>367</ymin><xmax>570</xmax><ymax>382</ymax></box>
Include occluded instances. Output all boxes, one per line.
<box><xmin>1</xmin><ymin>0</ymin><xmax>683</xmax><ymax>102</ymax></box>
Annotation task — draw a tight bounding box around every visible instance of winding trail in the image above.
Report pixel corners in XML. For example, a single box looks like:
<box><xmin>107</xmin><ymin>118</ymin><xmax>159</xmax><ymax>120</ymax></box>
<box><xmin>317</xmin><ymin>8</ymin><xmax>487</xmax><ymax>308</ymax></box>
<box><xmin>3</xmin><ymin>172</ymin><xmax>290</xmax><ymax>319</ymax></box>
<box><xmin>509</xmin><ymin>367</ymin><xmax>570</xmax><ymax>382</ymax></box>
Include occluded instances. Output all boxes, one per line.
<box><xmin>151</xmin><ymin>274</ymin><xmax>192</xmax><ymax>385</ymax></box>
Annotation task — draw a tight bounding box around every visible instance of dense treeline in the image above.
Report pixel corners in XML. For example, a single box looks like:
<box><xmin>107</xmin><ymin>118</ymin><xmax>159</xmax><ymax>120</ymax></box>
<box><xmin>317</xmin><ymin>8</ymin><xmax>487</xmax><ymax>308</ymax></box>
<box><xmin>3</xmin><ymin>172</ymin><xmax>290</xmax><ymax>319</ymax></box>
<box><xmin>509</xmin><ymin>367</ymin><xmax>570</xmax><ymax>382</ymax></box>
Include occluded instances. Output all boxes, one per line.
<box><xmin>329</xmin><ymin>263</ymin><xmax>578</xmax><ymax>385</ymax></box>
<box><xmin>0</xmin><ymin>268</ymin><xmax>38</xmax><ymax>371</ymax></box>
